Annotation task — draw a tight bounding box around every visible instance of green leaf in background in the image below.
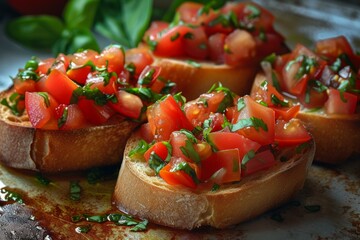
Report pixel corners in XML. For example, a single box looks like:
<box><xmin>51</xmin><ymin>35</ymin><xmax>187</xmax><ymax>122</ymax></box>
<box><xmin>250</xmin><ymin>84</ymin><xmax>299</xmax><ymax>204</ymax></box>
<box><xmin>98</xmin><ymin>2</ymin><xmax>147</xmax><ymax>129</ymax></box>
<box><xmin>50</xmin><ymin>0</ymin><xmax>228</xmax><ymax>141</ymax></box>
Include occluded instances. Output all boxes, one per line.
<box><xmin>52</xmin><ymin>28</ymin><xmax>100</xmax><ymax>55</ymax></box>
<box><xmin>5</xmin><ymin>15</ymin><xmax>64</xmax><ymax>49</ymax></box>
<box><xmin>95</xmin><ymin>0</ymin><xmax>153</xmax><ymax>48</ymax></box>
<box><xmin>63</xmin><ymin>0</ymin><xmax>100</xmax><ymax>30</ymax></box>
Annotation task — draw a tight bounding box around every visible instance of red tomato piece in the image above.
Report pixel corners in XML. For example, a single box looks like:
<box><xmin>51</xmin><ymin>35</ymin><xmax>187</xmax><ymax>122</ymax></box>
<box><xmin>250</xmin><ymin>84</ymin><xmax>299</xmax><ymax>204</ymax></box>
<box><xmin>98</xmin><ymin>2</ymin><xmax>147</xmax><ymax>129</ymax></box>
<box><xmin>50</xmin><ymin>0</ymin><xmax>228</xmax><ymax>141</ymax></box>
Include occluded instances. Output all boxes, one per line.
<box><xmin>144</xmin><ymin>141</ymin><xmax>169</xmax><ymax>162</ymax></box>
<box><xmin>44</xmin><ymin>69</ymin><xmax>79</xmax><ymax>104</ymax></box>
<box><xmin>14</xmin><ymin>78</ymin><xmax>37</xmax><ymax>94</ymax></box>
<box><xmin>200</xmin><ymin>149</ymin><xmax>241</xmax><ymax>184</ymax></box>
<box><xmin>183</xmin><ymin>26</ymin><xmax>208</xmax><ymax>60</ymax></box>
<box><xmin>224</xmin><ymin>29</ymin><xmax>257</xmax><ymax>66</ymax></box>
<box><xmin>37</xmin><ymin>58</ymin><xmax>55</xmax><ymax>75</ymax></box>
<box><xmin>274</xmin><ymin>119</ymin><xmax>312</xmax><ymax>147</ymax></box>
<box><xmin>207</xmin><ymin>131</ymin><xmax>261</xmax><ymax>159</ymax></box>
<box><xmin>159</xmin><ymin>159</ymin><xmax>197</xmax><ymax>189</ymax></box>
<box><xmin>241</xmin><ymin>150</ymin><xmax>276</xmax><ymax>177</ymax></box>
<box><xmin>98</xmin><ymin>45</ymin><xmax>125</xmax><ymax>75</ymax></box>
<box><xmin>125</xmin><ymin>48</ymin><xmax>154</xmax><ymax>78</ymax></box>
<box><xmin>25</xmin><ymin>91</ymin><xmax>59</xmax><ymax>129</ymax></box>
<box><xmin>272</xmin><ymin>105</ymin><xmax>300</xmax><ymax>121</ymax></box>
<box><xmin>109</xmin><ymin>90</ymin><xmax>143</xmax><ymax>119</ymax></box>
<box><xmin>86</xmin><ymin>73</ymin><xmax>117</xmax><ymax>95</ymax></box>
<box><xmin>324</xmin><ymin>88</ymin><xmax>358</xmax><ymax>114</ymax></box>
<box><xmin>232</xmin><ymin>96</ymin><xmax>275</xmax><ymax>145</ymax></box>
<box><xmin>147</xmin><ymin>95</ymin><xmax>194</xmax><ymax>141</ymax></box>
<box><xmin>77</xmin><ymin>98</ymin><xmax>114</xmax><ymax>125</ymax></box>
<box><xmin>315</xmin><ymin>36</ymin><xmax>355</xmax><ymax>62</ymax></box>
<box><xmin>66</xmin><ymin>66</ymin><xmax>92</xmax><ymax>85</ymax></box>
<box><xmin>55</xmin><ymin>104</ymin><xmax>88</xmax><ymax>130</ymax></box>
<box><xmin>137</xmin><ymin>65</ymin><xmax>161</xmax><ymax>87</ymax></box>
<box><xmin>169</xmin><ymin>131</ymin><xmax>192</xmax><ymax>162</ymax></box>
<box><xmin>208</xmin><ymin>33</ymin><xmax>226</xmax><ymax>64</ymax></box>
<box><xmin>143</xmin><ymin>21</ymin><xmax>169</xmax><ymax>41</ymax></box>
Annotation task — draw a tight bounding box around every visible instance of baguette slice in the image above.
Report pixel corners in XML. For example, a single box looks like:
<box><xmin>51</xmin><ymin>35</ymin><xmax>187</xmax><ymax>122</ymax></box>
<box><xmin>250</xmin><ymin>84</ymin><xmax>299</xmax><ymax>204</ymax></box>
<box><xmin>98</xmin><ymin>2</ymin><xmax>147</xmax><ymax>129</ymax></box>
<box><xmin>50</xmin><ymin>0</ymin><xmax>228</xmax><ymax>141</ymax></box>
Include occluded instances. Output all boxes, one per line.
<box><xmin>0</xmin><ymin>88</ymin><xmax>139</xmax><ymax>173</ymax></box>
<box><xmin>153</xmin><ymin>55</ymin><xmax>258</xmax><ymax>100</ymax></box>
<box><xmin>113</xmin><ymin>133</ymin><xmax>315</xmax><ymax>230</ymax></box>
<box><xmin>251</xmin><ymin>73</ymin><xmax>360</xmax><ymax>164</ymax></box>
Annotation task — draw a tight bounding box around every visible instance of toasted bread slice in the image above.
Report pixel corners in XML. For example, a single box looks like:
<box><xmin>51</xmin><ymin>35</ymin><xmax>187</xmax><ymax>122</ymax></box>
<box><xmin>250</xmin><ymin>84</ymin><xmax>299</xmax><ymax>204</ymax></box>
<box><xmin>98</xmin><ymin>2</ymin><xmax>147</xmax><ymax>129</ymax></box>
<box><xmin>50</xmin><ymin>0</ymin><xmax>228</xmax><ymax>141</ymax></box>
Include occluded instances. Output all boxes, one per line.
<box><xmin>0</xmin><ymin>88</ymin><xmax>139</xmax><ymax>173</ymax></box>
<box><xmin>251</xmin><ymin>73</ymin><xmax>360</xmax><ymax>164</ymax></box>
<box><xmin>153</xmin><ymin>55</ymin><xmax>258</xmax><ymax>100</ymax></box>
<box><xmin>113</xmin><ymin>133</ymin><xmax>315</xmax><ymax>230</ymax></box>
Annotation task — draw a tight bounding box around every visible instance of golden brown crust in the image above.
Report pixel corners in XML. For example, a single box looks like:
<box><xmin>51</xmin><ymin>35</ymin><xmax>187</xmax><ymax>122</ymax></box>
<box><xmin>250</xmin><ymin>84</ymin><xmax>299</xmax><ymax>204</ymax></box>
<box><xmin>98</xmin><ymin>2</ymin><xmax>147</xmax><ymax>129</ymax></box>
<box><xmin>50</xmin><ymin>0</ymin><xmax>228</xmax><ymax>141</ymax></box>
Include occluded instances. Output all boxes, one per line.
<box><xmin>113</xmin><ymin>134</ymin><xmax>315</xmax><ymax>230</ymax></box>
<box><xmin>0</xmin><ymin>89</ymin><xmax>139</xmax><ymax>173</ymax></box>
<box><xmin>251</xmin><ymin>73</ymin><xmax>360</xmax><ymax>164</ymax></box>
<box><xmin>152</xmin><ymin>55</ymin><xmax>258</xmax><ymax>101</ymax></box>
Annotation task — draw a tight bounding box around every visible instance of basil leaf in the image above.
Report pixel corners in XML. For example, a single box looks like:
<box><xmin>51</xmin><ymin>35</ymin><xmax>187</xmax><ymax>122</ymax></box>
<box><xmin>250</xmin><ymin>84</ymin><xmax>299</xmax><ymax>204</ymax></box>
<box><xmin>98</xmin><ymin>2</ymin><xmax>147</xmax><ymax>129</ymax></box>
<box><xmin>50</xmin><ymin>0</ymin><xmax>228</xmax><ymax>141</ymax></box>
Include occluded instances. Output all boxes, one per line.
<box><xmin>35</xmin><ymin>173</ymin><xmax>51</xmax><ymax>186</ymax></box>
<box><xmin>180</xmin><ymin>140</ymin><xmax>201</xmax><ymax>164</ymax></box>
<box><xmin>52</xmin><ymin>28</ymin><xmax>100</xmax><ymax>55</ymax></box>
<box><xmin>63</xmin><ymin>0</ymin><xmax>100</xmax><ymax>30</ymax></box>
<box><xmin>241</xmin><ymin>150</ymin><xmax>256</xmax><ymax>169</ymax></box>
<box><xmin>5</xmin><ymin>15</ymin><xmax>64</xmax><ymax>49</ymax></box>
<box><xmin>1</xmin><ymin>188</ymin><xmax>23</xmax><ymax>204</ymax></box>
<box><xmin>70</xmin><ymin>181</ymin><xmax>81</xmax><ymax>201</ymax></box>
<box><xmin>75</xmin><ymin>225</ymin><xmax>92</xmax><ymax>233</ymax></box>
<box><xmin>171</xmin><ymin>161</ymin><xmax>199</xmax><ymax>184</ymax></box>
<box><xmin>129</xmin><ymin>140</ymin><xmax>149</xmax><ymax>159</ymax></box>
<box><xmin>130</xmin><ymin>219</ymin><xmax>148</xmax><ymax>232</ymax></box>
<box><xmin>148</xmin><ymin>153</ymin><xmax>166</xmax><ymax>175</ymax></box>
<box><xmin>231</xmin><ymin>117</ymin><xmax>268</xmax><ymax>132</ymax></box>
<box><xmin>95</xmin><ymin>0</ymin><xmax>152</xmax><ymax>48</ymax></box>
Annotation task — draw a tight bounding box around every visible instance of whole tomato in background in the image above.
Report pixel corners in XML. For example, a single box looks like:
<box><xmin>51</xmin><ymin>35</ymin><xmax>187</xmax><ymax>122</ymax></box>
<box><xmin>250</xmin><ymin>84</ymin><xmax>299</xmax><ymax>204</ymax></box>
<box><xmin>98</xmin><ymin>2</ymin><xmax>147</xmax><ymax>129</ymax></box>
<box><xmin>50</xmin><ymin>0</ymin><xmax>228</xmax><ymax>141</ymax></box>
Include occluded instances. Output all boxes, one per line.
<box><xmin>7</xmin><ymin>0</ymin><xmax>68</xmax><ymax>16</ymax></box>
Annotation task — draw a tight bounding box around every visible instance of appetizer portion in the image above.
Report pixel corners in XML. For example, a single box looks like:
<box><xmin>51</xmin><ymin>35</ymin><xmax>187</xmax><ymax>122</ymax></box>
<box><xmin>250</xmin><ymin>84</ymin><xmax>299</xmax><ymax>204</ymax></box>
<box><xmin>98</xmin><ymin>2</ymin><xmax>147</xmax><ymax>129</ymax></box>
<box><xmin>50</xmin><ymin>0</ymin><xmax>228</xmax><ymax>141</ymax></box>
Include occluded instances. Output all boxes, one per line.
<box><xmin>252</xmin><ymin>36</ymin><xmax>360</xmax><ymax>164</ymax></box>
<box><xmin>114</xmin><ymin>85</ymin><xmax>315</xmax><ymax>229</ymax></box>
<box><xmin>141</xmin><ymin>1</ymin><xmax>287</xmax><ymax>99</ymax></box>
<box><xmin>0</xmin><ymin>45</ymin><xmax>173</xmax><ymax>172</ymax></box>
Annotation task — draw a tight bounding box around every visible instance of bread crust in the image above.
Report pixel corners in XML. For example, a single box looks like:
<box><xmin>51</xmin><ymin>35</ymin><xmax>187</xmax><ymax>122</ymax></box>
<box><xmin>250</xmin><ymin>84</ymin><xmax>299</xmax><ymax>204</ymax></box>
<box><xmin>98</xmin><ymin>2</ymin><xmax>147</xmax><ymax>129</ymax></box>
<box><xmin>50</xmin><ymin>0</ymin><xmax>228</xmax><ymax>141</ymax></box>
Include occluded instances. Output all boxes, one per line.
<box><xmin>0</xmin><ymin>89</ymin><xmax>139</xmax><ymax>172</ymax></box>
<box><xmin>251</xmin><ymin>73</ymin><xmax>360</xmax><ymax>164</ymax></box>
<box><xmin>113</xmin><ymin>134</ymin><xmax>315</xmax><ymax>230</ymax></box>
<box><xmin>152</xmin><ymin>54</ymin><xmax>258</xmax><ymax>101</ymax></box>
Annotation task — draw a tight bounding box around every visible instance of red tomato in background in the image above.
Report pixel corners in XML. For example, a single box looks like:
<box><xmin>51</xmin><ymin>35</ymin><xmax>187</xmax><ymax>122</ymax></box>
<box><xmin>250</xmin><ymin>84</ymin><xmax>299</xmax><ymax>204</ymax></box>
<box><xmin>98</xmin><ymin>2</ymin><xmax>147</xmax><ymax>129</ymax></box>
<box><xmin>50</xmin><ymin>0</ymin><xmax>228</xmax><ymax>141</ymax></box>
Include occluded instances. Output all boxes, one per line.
<box><xmin>109</xmin><ymin>90</ymin><xmax>143</xmax><ymax>119</ymax></box>
<box><xmin>274</xmin><ymin>119</ymin><xmax>311</xmax><ymax>147</ymax></box>
<box><xmin>7</xmin><ymin>0</ymin><xmax>68</xmax><ymax>16</ymax></box>
<box><xmin>224</xmin><ymin>30</ymin><xmax>257</xmax><ymax>66</ymax></box>
<box><xmin>324</xmin><ymin>88</ymin><xmax>358</xmax><ymax>114</ymax></box>
<box><xmin>241</xmin><ymin>150</ymin><xmax>276</xmax><ymax>177</ymax></box>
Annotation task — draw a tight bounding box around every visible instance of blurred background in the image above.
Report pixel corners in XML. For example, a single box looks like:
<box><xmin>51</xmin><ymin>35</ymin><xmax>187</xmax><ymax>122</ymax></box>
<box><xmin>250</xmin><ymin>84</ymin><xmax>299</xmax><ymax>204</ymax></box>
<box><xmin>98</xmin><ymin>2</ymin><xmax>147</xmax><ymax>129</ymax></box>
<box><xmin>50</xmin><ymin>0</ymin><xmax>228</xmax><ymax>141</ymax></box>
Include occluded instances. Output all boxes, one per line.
<box><xmin>1</xmin><ymin>0</ymin><xmax>360</xmax><ymax>90</ymax></box>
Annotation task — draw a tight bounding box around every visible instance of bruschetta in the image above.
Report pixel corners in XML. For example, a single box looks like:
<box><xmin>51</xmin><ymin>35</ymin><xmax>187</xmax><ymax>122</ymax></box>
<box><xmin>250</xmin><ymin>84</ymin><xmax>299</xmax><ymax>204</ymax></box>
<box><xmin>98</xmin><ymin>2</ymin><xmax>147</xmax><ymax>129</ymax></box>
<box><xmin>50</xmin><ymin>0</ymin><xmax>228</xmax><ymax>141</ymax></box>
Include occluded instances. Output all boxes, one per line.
<box><xmin>113</xmin><ymin>85</ymin><xmax>315</xmax><ymax>229</ymax></box>
<box><xmin>251</xmin><ymin>36</ymin><xmax>360</xmax><ymax>164</ymax></box>
<box><xmin>141</xmin><ymin>1</ymin><xmax>288</xmax><ymax>100</ymax></box>
<box><xmin>0</xmin><ymin>45</ymin><xmax>174</xmax><ymax>172</ymax></box>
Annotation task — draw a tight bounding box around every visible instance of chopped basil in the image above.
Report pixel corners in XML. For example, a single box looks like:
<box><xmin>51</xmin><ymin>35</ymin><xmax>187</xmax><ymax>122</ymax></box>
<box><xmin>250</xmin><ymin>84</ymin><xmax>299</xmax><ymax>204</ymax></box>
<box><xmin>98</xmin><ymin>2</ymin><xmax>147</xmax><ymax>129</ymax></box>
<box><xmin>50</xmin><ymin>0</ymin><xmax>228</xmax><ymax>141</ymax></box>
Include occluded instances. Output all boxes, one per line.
<box><xmin>304</xmin><ymin>205</ymin><xmax>321</xmax><ymax>213</ymax></box>
<box><xmin>208</xmin><ymin>11</ymin><xmax>239</xmax><ymax>28</ymax></box>
<box><xmin>211</xmin><ymin>183</ymin><xmax>220</xmax><ymax>192</ymax></box>
<box><xmin>17</xmin><ymin>69</ymin><xmax>39</xmax><ymax>81</ymax></box>
<box><xmin>338</xmin><ymin>80</ymin><xmax>350</xmax><ymax>103</ymax></box>
<box><xmin>231</xmin><ymin>117</ymin><xmax>268</xmax><ymax>132</ymax></box>
<box><xmin>148</xmin><ymin>152</ymin><xmax>167</xmax><ymax>175</ymax></box>
<box><xmin>171</xmin><ymin>162</ymin><xmax>199</xmax><ymax>184</ymax></box>
<box><xmin>216</xmin><ymin>88</ymin><xmax>234</xmax><ymax>113</ymax></box>
<box><xmin>330</xmin><ymin>57</ymin><xmax>342</xmax><ymax>72</ymax></box>
<box><xmin>237</xmin><ymin>97</ymin><xmax>246</xmax><ymax>111</ymax></box>
<box><xmin>198</xmin><ymin>97</ymin><xmax>208</xmax><ymax>107</ymax></box>
<box><xmin>271</xmin><ymin>94</ymin><xmax>289</xmax><ymax>107</ymax></box>
<box><xmin>186</xmin><ymin>60</ymin><xmax>201</xmax><ymax>68</ymax></box>
<box><xmin>339</xmin><ymin>53</ymin><xmax>356</xmax><ymax>71</ymax></box>
<box><xmin>173</xmin><ymin>92</ymin><xmax>186</xmax><ymax>106</ymax></box>
<box><xmin>37</xmin><ymin>92</ymin><xmax>51</xmax><ymax>107</ymax></box>
<box><xmin>130</xmin><ymin>219</ymin><xmax>148</xmax><ymax>232</ymax></box>
<box><xmin>170</xmin><ymin>32</ymin><xmax>180</xmax><ymax>41</ymax></box>
<box><xmin>125</xmin><ymin>62</ymin><xmax>136</xmax><ymax>76</ymax></box>
<box><xmin>310</xmin><ymin>80</ymin><xmax>328</xmax><ymax>93</ymax></box>
<box><xmin>24</xmin><ymin>58</ymin><xmax>39</xmax><ymax>70</ymax></box>
<box><xmin>1</xmin><ymin>188</ymin><xmax>23</xmax><ymax>204</ymax></box>
<box><xmin>138</xmin><ymin>68</ymin><xmax>156</xmax><ymax>85</ymax></box>
<box><xmin>71</xmin><ymin>85</ymin><xmax>116</xmax><ymax>105</ymax></box>
<box><xmin>124</xmin><ymin>87</ymin><xmax>162</xmax><ymax>103</ymax></box>
<box><xmin>271</xmin><ymin>70</ymin><xmax>282</xmax><ymax>92</ymax></box>
<box><xmin>57</xmin><ymin>106</ymin><xmax>68</xmax><ymax>129</ymax></box>
<box><xmin>129</xmin><ymin>140</ymin><xmax>150</xmax><ymax>158</ymax></box>
<box><xmin>35</xmin><ymin>173</ymin><xmax>51</xmax><ymax>186</ymax></box>
<box><xmin>180</xmin><ymin>139</ymin><xmax>201</xmax><ymax>164</ymax></box>
<box><xmin>0</xmin><ymin>93</ymin><xmax>25</xmax><ymax>116</ymax></box>
<box><xmin>145</xmin><ymin>36</ymin><xmax>158</xmax><ymax>51</ymax></box>
<box><xmin>241</xmin><ymin>150</ymin><xmax>256</xmax><ymax>169</ymax></box>
<box><xmin>259</xmin><ymin>100</ymin><xmax>268</xmax><ymax>107</ymax></box>
<box><xmin>86</xmin><ymin>215</ymin><xmax>108</xmax><ymax>223</ymax></box>
<box><xmin>69</xmin><ymin>181</ymin><xmax>81</xmax><ymax>201</ymax></box>
<box><xmin>259</xmin><ymin>28</ymin><xmax>267</xmax><ymax>42</ymax></box>
<box><xmin>71</xmin><ymin>215</ymin><xmax>85</xmax><ymax>223</ymax></box>
<box><xmin>262</xmin><ymin>53</ymin><xmax>276</xmax><ymax>64</ymax></box>
<box><xmin>179</xmin><ymin>129</ymin><xmax>198</xmax><ymax>143</ymax></box>
<box><xmin>246</xmin><ymin>4</ymin><xmax>261</xmax><ymax>19</ymax></box>
<box><xmin>184</xmin><ymin>32</ymin><xmax>194</xmax><ymax>39</ymax></box>
<box><xmin>75</xmin><ymin>225</ymin><xmax>92</xmax><ymax>233</ymax></box>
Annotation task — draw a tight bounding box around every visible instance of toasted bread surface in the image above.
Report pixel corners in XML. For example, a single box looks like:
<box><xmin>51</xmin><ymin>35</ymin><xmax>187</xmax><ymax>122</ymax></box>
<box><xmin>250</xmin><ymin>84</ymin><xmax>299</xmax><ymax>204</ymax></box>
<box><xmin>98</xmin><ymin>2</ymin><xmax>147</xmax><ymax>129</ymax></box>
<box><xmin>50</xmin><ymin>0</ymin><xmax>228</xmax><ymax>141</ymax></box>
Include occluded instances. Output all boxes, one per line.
<box><xmin>251</xmin><ymin>73</ymin><xmax>360</xmax><ymax>164</ymax></box>
<box><xmin>0</xmin><ymin>89</ymin><xmax>139</xmax><ymax>172</ymax></box>
<box><xmin>151</xmin><ymin>54</ymin><xmax>258</xmax><ymax>101</ymax></box>
<box><xmin>113</xmin><ymin>133</ymin><xmax>315</xmax><ymax>230</ymax></box>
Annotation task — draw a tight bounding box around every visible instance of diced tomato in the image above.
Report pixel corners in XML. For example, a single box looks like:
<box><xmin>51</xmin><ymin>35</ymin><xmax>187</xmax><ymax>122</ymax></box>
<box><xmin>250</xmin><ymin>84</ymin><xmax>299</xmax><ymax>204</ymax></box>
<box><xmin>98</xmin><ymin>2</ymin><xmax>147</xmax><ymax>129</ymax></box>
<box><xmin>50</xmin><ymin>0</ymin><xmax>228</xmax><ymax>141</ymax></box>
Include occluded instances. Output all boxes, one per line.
<box><xmin>184</xmin><ymin>91</ymin><xmax>226</xmax><ymax>127</ymax></box>
<box><xmin>298</xmin><ymin>87</ymin><xmax>328</xmax><ymax>109</ymax></box>
<box><xmin>43</xmin><ymin>69</ymin><xmax>79</xmax><ymax>104</ymax></box>
<box><xmin>253</xmin><ymin>80</ymin><xmax>286</xmax><ymax>107</ymax></box>
<box><xmin>176</xmin><ymin>2</ymin><xmax>203</xmax><ymax>24</ymax></box>
<box><xmin>208</xmin><ymin>33</ymin><xmax>226</xmax><ymax>64</ymax></box>
<box><xmin>77</xmin><ymin>98</ymin><xmax>114</xmax><ymax>125</ymax></box>
<box><xmin>272</xmin><ymin>105</ymin><xmax>300</xmax><ymax>121</ymax></box>
<box><xmin>204</xmin><ymin>113</ymin><xmax>226</xmax><ymax>132</ymax></box>
<box><xmin>143</xmin><ymin>21</ymin><xmax>169</xmax><ymax>41</ymax></box>
<box><xmin>159</xmin><ymin>159</ymin><xmax>197</xmax><ymax>189</ymax></box>
<box><xmin>255</xmin><ymin>32</ymin><xmax>285</xmax><ymax>58</ymax></box>
<box><xmin>315</xmin><ymin>36</ymin><xmax>355</xmax><ymax>63</ymax></box>
<box><xmin>147</xmin><ymin>95</ymin><xmax>194</xmax><ymax>141</ymax></box>
<box><xmin>137</xmin><ymin>65</ymin><xmax>161</xmax><ymax>87</ymax></box>
<box><xmin>125</xmin><ymin>48</ymin><xmax>154</xmax><ymax>78</ymax></box>
<box><xmin>25</xmin><ymin>91</ymin><xmax>59</xmax><ymax>129</ymax></box>
<box><xmin>55</xmin><ymin>104</ymin><xmax>87</xmax><ymax>130</ymax></box>
<box><xmin>207</xmin><ymin>131</ymin><xmax>261</xmax><ymax>159</ymax></box>
<box><xmin>200</xmin><ymin>149</ymin><xmax>241</xmax><ymax>184</ymax></box>
<box><xmin>241</xmin><ymin>150</ymin><xmax>276</xmax><ymax>177</ymax></box>
<box><xmin>153</xmin><ymin>25</ymin><xmax>192</xmax><ymax>58</ymax></box>
<box><xmin>232</xmin><ymin>96</ymin><xmax>275</xmax><ymax>145</ymax></box>
<box><xmin>169</xmin><ymin>131</ymin><xmax>192</xmax><ymax>162</ymax></box>
<box><xmin>139</xmin><ymin>123</ymin><xmax>154</xmax><ymax>143</ymax></box>
<box><xmin>86</xmin><ymin>73</ymin><xmax>117</xmax><ymax>95</ymax></box>
<box><xmin>144</xmin><ymin>141</ymin><xmax>169</xmax><ymax>162</ymax></box>
<box><xmin>224</xmin><ymin>29</ymin><xmax>257</xmax><ymax>66</ymax></box>
<box><xmin>98</xmin><ymin>45</ymin><xmax>125</xmax><ymax>75</ymax></box>
<box><xmin>274</xmin><ymin>119</ymin><xmax>312</xmax><ymax>147</ymax></box>
<box><xmin>13</xmin><ymin>78</ymin><xmax>37</xmax><ymax>94</ymax></box>
<box><xmin>66</xmin><ymin>66</ymin><xmax>92</xmax><ymax>85</ymax></box>
<box><xmin>109</xmin><ymin>90</ymin><xmax>143</xmax><ymax>119</ymax></box>
<box><xmin>183</xmin><ymin>27</ymin><xmax>208</xmax><ymax>60</ymax></box>
<box><xmin>37</xmin><ymin>58</ymin><xmax>55</xmax><ymax>75</ymax></box>
<box><xmin>324</xmin><ymin>88</ymin><xmax>358</xmax><ymax>114</ymax></box>
<box><xmin>70</xmin><ymin>49</ymin><xmax>99</xmax><ymax>66</ymax></box>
